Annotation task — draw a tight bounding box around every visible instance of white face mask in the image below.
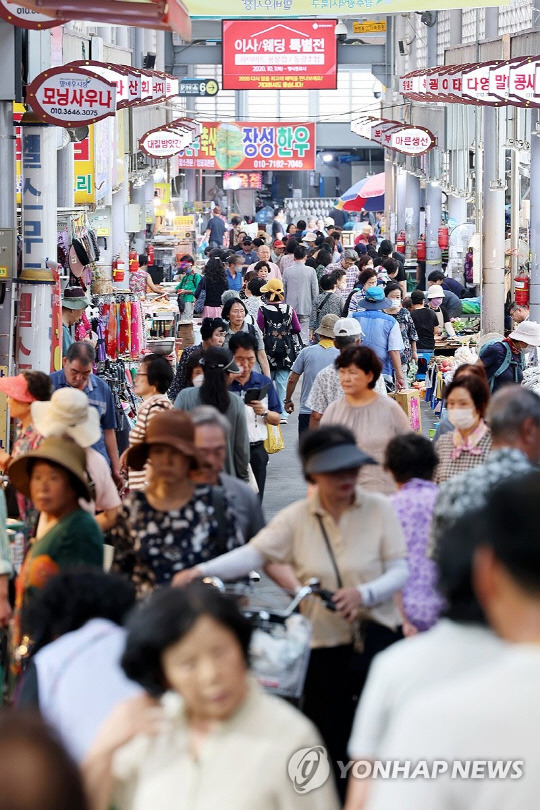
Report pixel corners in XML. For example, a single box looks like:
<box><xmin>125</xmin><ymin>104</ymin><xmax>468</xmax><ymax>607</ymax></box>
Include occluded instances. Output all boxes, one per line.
<box><xmin>192</xmin><ymin>375</ymin><xmax>204</xmax><ymax>388</ymax></box>
<box><xmin>448</xmin><ymin>408</ymin><xmax>477</xmax><ymax>430</ymax></box>
<box><xmin>387</xmin><ymin>298</ymin><xmax>401</xmax><ymax>311</ymax></box>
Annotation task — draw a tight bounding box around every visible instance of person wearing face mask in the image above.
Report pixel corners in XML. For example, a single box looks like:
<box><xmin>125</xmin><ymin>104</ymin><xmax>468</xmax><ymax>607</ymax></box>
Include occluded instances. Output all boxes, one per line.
<box><xmin>425</xmin><ymin>287</ymin><xmax>456</xmax><ymax>339</ymax></box>
<box><xmin>477</xmin><ymin>320</ymin><xmax>540</xmax><ymax>392</ymax></box>
<box><xmin>345</xmin><ymin>266</ymin><xmax>377</xmax><ymax>315</ymax></box>
<box><xmin>434</xmin><ymin>375</ymin><xmax>492</xmax><ymax>485</ymax></box>
<box><xmin>384</xmin><ymin>282</ymin><xmax>418</xmax><ymax>379</ymax></box>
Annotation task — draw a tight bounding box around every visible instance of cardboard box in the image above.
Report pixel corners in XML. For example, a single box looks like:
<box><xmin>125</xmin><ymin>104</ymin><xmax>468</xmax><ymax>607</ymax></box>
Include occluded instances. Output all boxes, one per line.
<box><xmin>389</xmin><ymin>389</ymin><xmax>422</xmax><ymax>433</ymax></box>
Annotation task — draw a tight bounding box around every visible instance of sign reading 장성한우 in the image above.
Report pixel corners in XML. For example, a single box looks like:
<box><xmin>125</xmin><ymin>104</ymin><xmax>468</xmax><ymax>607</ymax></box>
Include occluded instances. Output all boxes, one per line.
<box><xmin>222</xmin><ymin>19</ymin><xmax>337</xmax><ymax>90</ymax></box>
<box><xmin>177</xmin><ymin>121</ymin><xmax>316</xmax><ymax>171</ymax></box>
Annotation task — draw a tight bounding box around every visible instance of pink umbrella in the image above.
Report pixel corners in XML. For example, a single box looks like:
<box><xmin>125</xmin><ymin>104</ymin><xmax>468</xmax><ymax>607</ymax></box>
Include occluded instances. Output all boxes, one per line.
<box><xmin>337</xmin><ymin>172</ymin><xmax>385</xmax><ymax>212</ymax></box>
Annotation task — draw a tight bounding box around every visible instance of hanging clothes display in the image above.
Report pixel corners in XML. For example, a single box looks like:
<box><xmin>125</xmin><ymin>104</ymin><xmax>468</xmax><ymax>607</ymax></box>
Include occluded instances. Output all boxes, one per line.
<box><xmin>91</xmin><ymin>293</ymin><xmax>146</xmax><ymax>363</ymax></box>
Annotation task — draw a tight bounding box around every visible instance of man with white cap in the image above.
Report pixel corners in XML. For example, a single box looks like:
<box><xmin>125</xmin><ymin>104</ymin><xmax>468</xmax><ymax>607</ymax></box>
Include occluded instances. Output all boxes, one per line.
<box><xmin>306</xmin><ymin>317</ymin><xmax>387</xmax><ymax>429</ymax></box>
<box><xmin>31</xmin><ymin>388</ymin><xmax>121</xmax><ymax>531</ymax></box>
<box><xmin>477</xmin><ymin>320</ymin><xmax>540</xmax><ymax>392</ymax></box>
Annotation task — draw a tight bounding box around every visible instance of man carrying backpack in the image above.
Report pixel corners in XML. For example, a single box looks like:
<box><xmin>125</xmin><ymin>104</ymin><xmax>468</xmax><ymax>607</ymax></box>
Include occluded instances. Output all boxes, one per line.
<box><xmin>477</xmin><ymin>321</ymin><xmax>540</xmax><ymax>392</ymax></box>
<box><xmin>257</xmin><ymin>279</ymin><xmax>302</xmax><ymax>423</ymax></box>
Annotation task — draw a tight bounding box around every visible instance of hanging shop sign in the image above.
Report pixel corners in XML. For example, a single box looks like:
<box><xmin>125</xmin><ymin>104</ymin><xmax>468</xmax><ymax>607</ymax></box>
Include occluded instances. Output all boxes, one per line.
<box><xmin>186</xmin><ymin>0</ymin><xmax>507</xmax><ymax>18</ymax></box>
<box><xmin>223</xmin><ymin>171</ymin><xmax>262</xmax><ymax>189</ymax></box>
<box><xmin>139</xmin><ymin>118</ymin><xmax>202</xmax><ymax>159</ymax></box>
<box><xmin>70</xmin><ymin>60</ymin><xmax>132</xmax><ymax>108</ymax></box>
<box><xmin>177</xmin><ymin>78</ymin><xmax>219</xmax><ymax>96</ymax></box>
<box><xmin>352</xmin><ymin>20</ymin><xmax>386</xmax><ymax>33</ymax></box>
<box><xmin>400</xmin><ymin>57</ymin><xmax>540</xmax><ymax>108</ymax></box>
<box><xmin>352</xmin><ymin>116</ymin><xmax>436</xmax><ymax>156</ymax></box>
<box><xmin>166</xmin><ymin>76</ymin><xmax>180</xmax><ymax>97</ymax></box>
<box><xmin>221</xmin><ymin>19</ymin><xmax>337</xmax><ymax>90</ymax></box>
<box><xmin>177</xmin><ymin>121</ymin><xmax>316</xmax><ymax>171</ymax></box>
<box><xmin>26</xmin><ymin>66</ymin><xmax>117</xmax><ymax>127</ymax></box>
<box><xmin>0</xmin><ymin>0</ymin><xmax>65</xmax><ymax>28</ymax></box>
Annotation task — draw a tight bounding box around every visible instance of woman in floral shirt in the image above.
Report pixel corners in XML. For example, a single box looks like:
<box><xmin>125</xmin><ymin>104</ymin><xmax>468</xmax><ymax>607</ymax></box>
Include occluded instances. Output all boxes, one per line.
<box><xmin>113</xmin><ymin>410</ymin><xmax>241</xmax><ymax>594</ymax></box>
<box><xmin>384</xmin><ymin>282</ymin><xmax>418</xmax><ymax>377</ymax></box>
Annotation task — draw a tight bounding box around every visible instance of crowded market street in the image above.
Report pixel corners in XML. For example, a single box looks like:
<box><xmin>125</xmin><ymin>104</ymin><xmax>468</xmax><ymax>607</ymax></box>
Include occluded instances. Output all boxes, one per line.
<box><xmin>2</xmin><ymin>1</ymin><xmax>540</xmax><ymax>809</ymax></box>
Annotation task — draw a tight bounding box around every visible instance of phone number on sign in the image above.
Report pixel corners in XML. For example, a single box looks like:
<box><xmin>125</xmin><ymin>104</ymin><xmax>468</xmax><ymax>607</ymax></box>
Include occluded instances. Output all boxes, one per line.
<box><xmin>49</xmin><ymin>108</ymin><xmax>101</xmax><ymax>117</ymax></box>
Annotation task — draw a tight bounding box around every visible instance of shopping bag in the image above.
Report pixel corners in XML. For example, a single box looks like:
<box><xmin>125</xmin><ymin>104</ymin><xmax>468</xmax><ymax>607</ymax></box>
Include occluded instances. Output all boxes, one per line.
<box><xmin>264</xmin><ymin>423</ymin><xmax>285</xmax><ymax>454</ymax></box>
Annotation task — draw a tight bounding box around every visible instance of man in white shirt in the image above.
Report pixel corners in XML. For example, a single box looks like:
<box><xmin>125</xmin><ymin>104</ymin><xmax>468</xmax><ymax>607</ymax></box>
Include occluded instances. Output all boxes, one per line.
<box><xmin>366</xmin><ymin>472</ymin><xmax>540</xmax><ymax>810</ymax></box>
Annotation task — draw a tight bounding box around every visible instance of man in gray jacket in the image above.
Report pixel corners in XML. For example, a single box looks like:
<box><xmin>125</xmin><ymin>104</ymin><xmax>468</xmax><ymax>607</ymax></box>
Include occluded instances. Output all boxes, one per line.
<box><xmin>191</xmin><ymin>406</ymin><xmax>265</xmax><ymax>542</ymax></box>
<box><xmin>282</xmin><ymin>244</ymin><xmax>318</xmax><ymax>344</ymax></box>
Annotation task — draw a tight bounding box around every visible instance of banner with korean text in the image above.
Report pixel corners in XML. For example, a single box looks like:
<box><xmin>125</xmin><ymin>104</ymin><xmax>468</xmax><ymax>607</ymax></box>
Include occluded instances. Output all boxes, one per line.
<box><xmin>187</xmin><ymin>0</ymin><xmax>506</xmax><ymax>18</ymax></box>
<box><xmin>176</xmin><ymin>121</ymin><xmax>316</xmax><ymax>171</ymax></box>
<box><xmin>222</xmin><ymin>19</ymin><xmax>336</xmax><ymax>90</ymax></box>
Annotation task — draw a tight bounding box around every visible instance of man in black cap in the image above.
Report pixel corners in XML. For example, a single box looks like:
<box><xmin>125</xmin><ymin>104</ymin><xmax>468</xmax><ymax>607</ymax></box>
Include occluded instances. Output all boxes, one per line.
<box><xmin>237</xmin><ymin>238</ymin><xmax>258</xmax><ymax>270</ymax></box>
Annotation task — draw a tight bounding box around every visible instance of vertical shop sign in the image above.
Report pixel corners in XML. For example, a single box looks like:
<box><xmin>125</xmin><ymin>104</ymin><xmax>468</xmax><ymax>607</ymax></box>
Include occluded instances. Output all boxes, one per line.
<box><xmin>18</xmin><ymin>125</ymin><xmax>57</xmax><ymax>372</ymax></box>
<box><xmin>74</xmin><ymin>125</ymin><xmax>95</xmax><ymax>204</ymax></box>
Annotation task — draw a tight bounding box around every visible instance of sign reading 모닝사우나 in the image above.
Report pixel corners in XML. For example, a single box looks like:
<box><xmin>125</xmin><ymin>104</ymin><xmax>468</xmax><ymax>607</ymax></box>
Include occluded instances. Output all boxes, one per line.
<box><xmin>186</xmin><ymin>0</ymin><xmax>507</xmax><ymax>17</ymax></box>
<box><xmin>222</xmin><ymin>19</ymin><xmax>337</xmax><ymax>90</ymax></box>
<box><xmin>176</xmin><ymin>122</ymin><xmax>316</xmax><ymax>171</ymax></box>
<box><xmin>26</xmin><ymin>67</ymin><xmax>117</xmax><ymax>127</ymax></box>
<box><xmin>0</xmin><ymin>0</ymin><xmax>66</xmax><ymax>28</ymax></box>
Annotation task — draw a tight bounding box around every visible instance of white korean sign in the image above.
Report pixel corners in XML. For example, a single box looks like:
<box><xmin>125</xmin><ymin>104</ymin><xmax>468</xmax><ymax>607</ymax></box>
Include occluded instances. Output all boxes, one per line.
<box><xmin>26</xmin><ymin>67</ymin><xmax>117</xmax><ymax>127</ymax></box>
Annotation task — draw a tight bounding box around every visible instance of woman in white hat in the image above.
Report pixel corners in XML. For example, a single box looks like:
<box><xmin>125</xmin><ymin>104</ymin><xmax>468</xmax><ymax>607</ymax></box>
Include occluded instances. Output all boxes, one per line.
<box><xmin>477</xmin><ymin>320</ymin><xmax>540</xmax><ymax>392</ymax></box>
<box><xmin>31</xmin><ymin>389</ymin><xmax>121</xmax><ymax>532</ymax></box>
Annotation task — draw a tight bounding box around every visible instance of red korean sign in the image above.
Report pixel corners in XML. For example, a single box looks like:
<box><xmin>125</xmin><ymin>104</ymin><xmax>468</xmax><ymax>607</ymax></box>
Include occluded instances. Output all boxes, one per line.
<box><xmin>222</xmin><ymin>19</ymin><xmax>337</xmax><ymax>91</ymax></box>
<box><xmin>223</xmin><ymin>171</ymin><xmax>262</xmax><ymax>189</ymax></box>
<box><xmin>26</xmin><ymin>66</ymin><xmax>117</xmax><ymax>127</ymax></box>
<box><xmin>176</xmin><ymin>121</ymin><xmax>316</xmax><ymax>171</ymax></box>
<box><xmin>0</xmin><ymin>0</ymin><xmax>65</xmax><ymax>28</ymax></box>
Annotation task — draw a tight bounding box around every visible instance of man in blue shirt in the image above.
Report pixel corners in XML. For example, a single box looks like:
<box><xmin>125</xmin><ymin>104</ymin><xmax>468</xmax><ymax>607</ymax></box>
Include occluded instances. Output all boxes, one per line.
<box><xmin>228</xmin><ymin>331</ymin><xmax>282</xmax><ymax>500</ymax></box>
<box><xmin>284</xmin><ymin>313</ymin><xmax>340</xmax><ymax>436</ymax></box>
<box><xmin>50</xmin><ymin>342</ymin><xmax>122</xmax><ymax>488</ymax></box>
<box><xmin>235</xmin><ymin>237</ymin><xmax>259</xmax><ymax>269</ymax></box>
<box><xmin>225</xmin><ymin>254</ymin><xmax>244</xmax><ymax>292</ymax></box>
<box><xmin>204</xmin><ymin>206</ymin><xmax>227</xmax><ymax>249</ymax></box>
<box><xmin>352</xmin><ymin>286</ymin><xmax>405</xmax><ymax>390</ymax></box>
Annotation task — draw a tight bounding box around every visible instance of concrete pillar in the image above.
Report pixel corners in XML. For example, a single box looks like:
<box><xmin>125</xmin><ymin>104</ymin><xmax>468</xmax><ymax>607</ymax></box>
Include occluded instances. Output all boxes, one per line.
<box><xmin>57</xmin><ymin>141</ymin><xmax>74</xmax><ymax>208</ymax></box>
<box><xmin>384</xmin><ymin>153</ymin><xmax>394</xmax><ymax>243</ymax></box>
<box><xmin>130</xmin><ymin>182</ymin><xmax>147</xmax><ymax>255</ymax></box>
<box><xmin>426</xmin><ymin>181</ymin><xmax>442</xmax><ymax>274</ymax></box>
<box><xmin>0</xmin><ymin>102</ymin><xmax>16</xmax><ymax>385</ymax></box>
<box><xmin>396</xmin><ymin>170</ymin><xmax>407</xmax><ymax>233</ymax></box>
<box><xmin>529</xmin><ymin>111</ymin><xmax>540</xmax><ymax>323</ymax></box>
<box><xmin>482</xmin><ymin>105</ymin><xmax>506</xmax><ymax>333</ymax></box>
<box><xmin>405</xmin><ymin>172</ymin><xmax>421</xmax><ymax>253</ymax></box>
<box><xmin>449</xmin><ymin>10</ymin><xmax>463</xmax><ymax>46</ymax></box>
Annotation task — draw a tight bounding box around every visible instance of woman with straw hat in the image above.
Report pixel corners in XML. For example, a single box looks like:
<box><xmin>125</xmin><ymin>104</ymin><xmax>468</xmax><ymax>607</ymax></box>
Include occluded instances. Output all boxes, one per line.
<box><xmin>9</xmin><ymin>435</ymin><xmax>103</xmax><ymax>654</ymax></box>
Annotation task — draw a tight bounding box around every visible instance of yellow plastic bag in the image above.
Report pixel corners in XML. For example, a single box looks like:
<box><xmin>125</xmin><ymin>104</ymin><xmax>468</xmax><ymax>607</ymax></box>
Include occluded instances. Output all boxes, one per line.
<box><xmin>264</xmin><ymin>423</ymin><xmax>285</xmax><ymax>454</ymax></box>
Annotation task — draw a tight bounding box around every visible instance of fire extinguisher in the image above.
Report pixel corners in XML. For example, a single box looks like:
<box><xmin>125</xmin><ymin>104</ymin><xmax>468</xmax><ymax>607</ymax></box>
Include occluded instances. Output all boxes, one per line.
<box><xmin>129</xmin><ymin>249</ymin><xmax>139</xmax><ymax>273</ymax></box>
<box><xmin>112</xmin><ymin>257</ymin><xmax>125</xmax><ymax>283</ymax></box>
<box><xmin>417</xmin><ymin>239</ymin><xmax>426</xmax><ymax>261</ymax></box>
<box><xmin>396</xmin><ymin>230</ymin><xmax>406</xmax><ymax>253</ymax></box>
<box><xmin>147</xmin><ymin>244</ymin><xmax>155</xmax><ymax>266</ymax></box>
<box><xmin>438</xmin><ymin>226</ymin><xmax>449</xmax><ymax>249</ymax></box>
<box><xmin>515</xmin><ymin>273</ymin><xmax>530</xmax><ymax>307</ymax></box>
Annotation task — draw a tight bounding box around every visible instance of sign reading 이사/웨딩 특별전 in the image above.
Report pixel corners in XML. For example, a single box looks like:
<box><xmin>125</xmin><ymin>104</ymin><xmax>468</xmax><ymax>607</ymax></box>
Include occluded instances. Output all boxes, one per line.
<box><xmin>222</xmin><ymin>19</ymin><xmax>337</xmax><ymax>90</ymax></box>
<box><xmin>176</xmin><ymin>122</ymin><xmax>316</xmax><ymax>171</ymax></box>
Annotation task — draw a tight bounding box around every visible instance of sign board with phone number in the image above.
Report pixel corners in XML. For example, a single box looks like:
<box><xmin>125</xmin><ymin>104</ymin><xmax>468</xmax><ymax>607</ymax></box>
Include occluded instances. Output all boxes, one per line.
<box><xmin>176</xmin><ymin>121</ymin><xmax>316</xmax><ymax>170</ymax></box>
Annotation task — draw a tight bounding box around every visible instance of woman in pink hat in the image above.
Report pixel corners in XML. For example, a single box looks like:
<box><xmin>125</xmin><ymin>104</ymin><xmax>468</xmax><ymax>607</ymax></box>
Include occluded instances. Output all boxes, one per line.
<box><xmin>0</xmin><ymin>372</ymin><xmax>51</xmax><ymax>529</ymax></box>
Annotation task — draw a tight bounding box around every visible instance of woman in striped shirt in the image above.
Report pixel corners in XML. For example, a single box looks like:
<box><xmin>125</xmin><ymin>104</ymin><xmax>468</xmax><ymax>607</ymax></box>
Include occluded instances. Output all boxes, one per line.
<box><xmin>126</xmin><ymin>355</ymin><xmax>173</xmax><ymax>491</ymax></box>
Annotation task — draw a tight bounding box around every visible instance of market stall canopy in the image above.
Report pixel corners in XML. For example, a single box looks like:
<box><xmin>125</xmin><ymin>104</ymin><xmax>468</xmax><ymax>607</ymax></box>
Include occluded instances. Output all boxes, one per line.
<box><xmin>15</xmin><ymin>0</ymin><xmax>191</xmax><ymax>37</ymax></box>
<box><xmin>352</xmin><ymin>116</ymin><xmax>436</xmax><ymax>156</ymax></box>
<box><xmin>337</xmin><ymin>173</ymin><xmax>385</xmax><ymax>213</ymax></box>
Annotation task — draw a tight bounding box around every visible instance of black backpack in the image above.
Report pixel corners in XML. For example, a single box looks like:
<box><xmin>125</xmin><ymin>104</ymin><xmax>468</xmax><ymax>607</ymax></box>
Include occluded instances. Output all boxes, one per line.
<box><xmin>260</xmin><ymin>304</ymin><xmax>297</xmax><ymax>370</ymax></box>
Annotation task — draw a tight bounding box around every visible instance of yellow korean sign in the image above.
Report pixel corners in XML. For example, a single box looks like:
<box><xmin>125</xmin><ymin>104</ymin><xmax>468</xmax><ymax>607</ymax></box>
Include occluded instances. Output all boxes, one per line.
<box><xmin>74</xmin><ymin>125</ymin><xmax>95</xmax><ymax>204</ymax></box>
<box><xmin>187</xmin><ymin>0</ymin><xmax>506</xmax><ymax>14</ymax></box>
<box><xmin>353</xmin><ymin>20</ymin><xmax>386</xmax><ymax>33</ymax></box>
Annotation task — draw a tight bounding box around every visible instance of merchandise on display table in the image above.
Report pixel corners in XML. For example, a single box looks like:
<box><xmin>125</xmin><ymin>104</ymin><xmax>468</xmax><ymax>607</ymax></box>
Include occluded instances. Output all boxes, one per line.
<box><xmin>95</xmin><ymin>358</ymin><xmax>138</xmax><ymax>452</ymax></box>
